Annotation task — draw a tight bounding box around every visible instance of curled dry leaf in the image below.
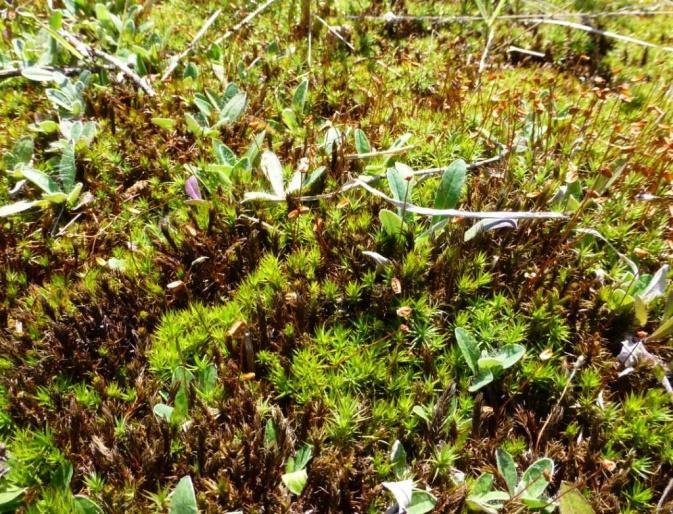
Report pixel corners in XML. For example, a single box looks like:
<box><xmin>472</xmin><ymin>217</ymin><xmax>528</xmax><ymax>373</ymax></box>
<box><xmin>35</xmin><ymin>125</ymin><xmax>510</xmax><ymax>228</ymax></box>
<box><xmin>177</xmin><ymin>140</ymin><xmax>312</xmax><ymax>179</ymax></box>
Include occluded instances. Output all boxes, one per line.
<box><xmin>396</xmin><ymin>306</ymin><xmax>413</xmax><ymax>319</ymax></box>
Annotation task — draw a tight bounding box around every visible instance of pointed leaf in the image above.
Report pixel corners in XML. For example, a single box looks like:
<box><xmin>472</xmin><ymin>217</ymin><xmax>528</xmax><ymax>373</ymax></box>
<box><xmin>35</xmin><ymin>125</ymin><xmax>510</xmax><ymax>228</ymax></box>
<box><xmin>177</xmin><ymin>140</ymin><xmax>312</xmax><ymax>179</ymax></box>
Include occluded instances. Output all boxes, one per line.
<box><xmin>354</xmin><ymin>128</ymin><xmax>371</xmax><ymax>155</ymax></box>
<box><xmin>242</xmin><ymin>191</ymin><xmax>284</xmax><ymax>202</ymax></box>
<box><xmin>152</xmin><ymin>117</ymin><xmax>177</xmax><ymax>130</ymax></box>
<box><xmin>0</xmin><ymin>200</ymin><xmax>38</xmax><ymax>217</ymax></box>
<box><xmin>386</xmin><ymin>165</ymin><xmax>408</xmax><ymax>202</ymax></box>
<box><xmin>323</xmin><ymin>127</ymin><xmax>342</xmax><ymax>155</ymax></box>
<box><xmin>0</xmin><ymin>485</ymin><xmax>26</xmax><ymax>508</ymax></box>
<box><xmin>58</xmin><ymin>143</ymin><xmax>76</xmax><ymax>192</ymax></box>
<box><xmin>260</xmin><ymin>151</ymin><xmax>286</xmax><ymax>197</ymax></box>
<box><xmin>648</xmin><ymin>316</ymin><xmax>673</xmax><ymax>342</ymax></box>
<box><xmin>454</xmin><ymin>327</ymin><xmax>479</xmax><ymax>373</ymax></box>
<box><xmin>433</xmin><ymin>159</ymin><xmax>466</xmax><ymax>226</ymax></box>
<box><xmin>520</xmin><ymin>458</ymin><xmax>554</xmax><ymax>499</ymax></box>
<box><xmin>294</xmin><ymin>444</ymin><xmax>313</xmax><ymax>470</ymax></box>
<box><xmin>213</xmin><ymin>140</ymin><xmax>236</xmax><ymax>166</ymax></box>
<box><xmin>21</xmin><ymin>168</ymin><xmax>61</xmax><ymax>194</ymax></box>
<box><xmin>218</xmin><ymin>92</ymin><xmax>247</xmax><ymax>125</ymax></box>
<box><xmin>496</xmin><ymin>449</ymin><xmax>517</xmax><ymax>496</ymax></box>
<box><xmin>153</xmin><ymin>403</ymin><xmax>174</xmax><ymax>422</ymax></box>
<box><xmin>170</xmin><ymin>476</ymin><xmax>198</xmax><ymax>514</ymax></box>
<box><xmin>390</xmin><ymin>440</ymin><xmax>407</xmax><ymax>478</ymax></box>
<box><xmin>292</xmin><ymin>78</ymin><xmax>309</xmax><ymax>114</ymax></box>
<box><xmin>382</xmin><ymin>480</ymin><xmax>413</xmax><ymax>510</ymax></box>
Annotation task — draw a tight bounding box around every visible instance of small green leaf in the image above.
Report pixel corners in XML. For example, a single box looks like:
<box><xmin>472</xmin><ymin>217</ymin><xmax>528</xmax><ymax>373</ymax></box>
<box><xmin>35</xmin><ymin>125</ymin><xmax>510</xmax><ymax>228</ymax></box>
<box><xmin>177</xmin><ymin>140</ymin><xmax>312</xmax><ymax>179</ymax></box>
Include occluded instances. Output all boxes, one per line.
<box><xmin>213</xmin><ymin>140</ymin><xmax>237</xmax><ymax>166</ymax></box>
<box><xmin>471</xmin><ymin>473</ymin><xmax>495</xmax><ymax>496</ymax></box>
<box><xmin>468</xmin><ymin>368</ymin><xmax>494</xmax><ymax>392</ymax></box>
<box><xmin>634</xmin><ymin>296</ymin><xmax>648</xmax><ymax>326</ymax></box>
<box><xmin>384</xmin><ymin>133</ymin><xmax>412</xmax><ymax>166</ymax></box>
<box><xmin>58</xmin><ymin>143</ymin><xmax>76</xmax><ymax>193</ymax></box>
<box><xmin>21</xmin><ymin>66</ymin><xmax>64</xmax><ymax>83</ymax></box>
<box><xmin>281</xmin><ymin>469</ymin><xmax>308</xmax><ymax>496</ymax></box>
<box><xmin>0</xmin><ymin>200</ymin><xmax>38</xmax><ymax>217</ymax></box>
<box><xmin>73</xmin><ymin>495</ymin><xmax>103</xmax><ymax>514</ymax></box>
<box><xmin>292</xmin><ymin>78</ymin><xmax>309</xmax><ymax>114</ymax></box>
<box><xmin>294</xmin><ymin>444</ymin><xmax>313</xmax><ymax>470</ymax></box>
<box><xmin>260</xmin><ymin>151</ymin><xmax>286</xmax><ymax>197</ymax></box>
<box><xmin>21</xmin><ymin>168</ymin><xmax>61</xmax><ymax>195</ymax></box>
<box><xmin>648</xmin><ymin>316</ymin><xmax>673</xmax><ymax>341</ymax></box>
<box><xmin>496</xmin><ymin>449</ymin><xmax>517</xmax><ymax>497</ymax></box>
<box><xmin>432</xmin><ymin>159</ymin><xmax>466</xmax><ymax>227</ymax></box>
<box><xmin>386</xmin><ymin>165</ymin><xmax>407</xmax><ymax>203</ymax></box>
<box><xmin>152</xmin><ymin>117</ymin><xmax>177</xmax><ymax>130</ymax></box>
<box><xmin>406</xmin><ymin>490</ymin><xmax>437</xmax><ymax>514</ymax></box>
<box><xmin>354</xmin><ymin>128</ymin><xmax>370</xmax><ymax>155</ymax></box>
<box><xmin>281</xmin><ymin>107</ymin><xmax>299</xmax><ymax>131</ymax></box>
<box><xmin>390</xmin><ymin>440</ymin><xmax>408</xmax><ymax>478</ymax></box>
<box><xmin>520</xmin><ymin>458</ymin><xmax>554</xmax><ymax>499</ymax></box>
<box><xmin>185</xmin><ymin>113</ymin><xmax>206</xmax><ymax>137</ymax></box>
<box><xmin>558</xmin><ymin>482</ymin><xmax>595</xmax><ymax>514</ymax></box>
<box><xmin>0</xmin><ymin>485</ymin><xmax>26</xmax><ymax>509</ymax></box>
<box><xmin>454</xmin><ymin>327</ymin><xmax>479</xmax><ymax>374</ymax></box>
<box><xmin>379</xmin><ymin>208</ymin><xmax>403</xmax><ymax>236</ymax></box>
<box><xmin>478</xmin><ymin>344</ymin><xmax>525</xmax><ymax>370</ymax></box>
<box><xmin>218</xmin><ymin>92</ymin><xmax>247</xmax><ymax>125</ymax></box>
<box><xmin>153</xmin><ymin>403</ymin><xmax>174</xmax><ymax>422</ymax></box>
<box><xmin>170</xmin><ymin>476</ymin><xmax>198</xmax><ymax>514</ymax></box>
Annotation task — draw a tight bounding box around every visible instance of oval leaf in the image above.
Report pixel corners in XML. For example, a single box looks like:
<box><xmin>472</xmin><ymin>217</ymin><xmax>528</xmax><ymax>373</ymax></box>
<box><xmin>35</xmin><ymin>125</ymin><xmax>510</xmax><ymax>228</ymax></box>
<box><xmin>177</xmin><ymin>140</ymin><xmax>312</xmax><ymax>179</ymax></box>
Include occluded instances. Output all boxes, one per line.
<box><xmin>496</xmin><ymin>449</ymin><xmax>517</xmax><ymax>496</ymax></box>
<box><xmin>433</xmin><ymin>159</ymin><xmax>466</xmax><ymax>227</ymax></box>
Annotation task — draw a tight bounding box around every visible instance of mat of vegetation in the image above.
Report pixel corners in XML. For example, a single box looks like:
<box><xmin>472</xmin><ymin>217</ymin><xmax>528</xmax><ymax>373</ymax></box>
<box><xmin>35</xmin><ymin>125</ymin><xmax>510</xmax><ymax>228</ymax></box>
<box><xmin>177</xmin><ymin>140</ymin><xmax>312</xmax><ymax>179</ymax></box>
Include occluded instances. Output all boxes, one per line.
<box><xmin>1</xmin><ymin>0</ymin><xmax>673</xmax><ymax>512</ymax></box>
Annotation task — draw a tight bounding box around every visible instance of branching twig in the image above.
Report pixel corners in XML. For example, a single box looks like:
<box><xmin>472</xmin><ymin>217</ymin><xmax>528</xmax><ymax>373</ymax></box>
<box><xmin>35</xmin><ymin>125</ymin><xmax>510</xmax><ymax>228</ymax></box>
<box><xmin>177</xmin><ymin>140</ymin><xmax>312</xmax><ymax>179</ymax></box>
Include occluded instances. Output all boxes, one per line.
<box><xmin>59</xmin><ymin>30</ymin><xmax>156</xmax><ymax>96</ymax></box>
<box><xmin>656</xmin><ymin>478</ymin><xmax>673</xmax><ymax>512</ymax></box>
<box><xmin>161</xmin><ymin>8</ymin><xmax>223</xmax><ymax>81</ymax></box>
<box><xmin>212</xmin><ymin>0</ymin><xmax>279</xmax><ymax>45</ymax></box>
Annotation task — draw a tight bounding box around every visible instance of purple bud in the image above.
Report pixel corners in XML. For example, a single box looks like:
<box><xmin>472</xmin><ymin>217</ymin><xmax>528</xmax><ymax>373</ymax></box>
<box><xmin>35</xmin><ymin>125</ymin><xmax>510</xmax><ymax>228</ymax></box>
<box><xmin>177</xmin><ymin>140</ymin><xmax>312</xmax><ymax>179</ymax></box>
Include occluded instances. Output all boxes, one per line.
<box><xmin>185</xmin><ymin>175</ymin><xmax>202</xmax><ymax>200</ymax></box>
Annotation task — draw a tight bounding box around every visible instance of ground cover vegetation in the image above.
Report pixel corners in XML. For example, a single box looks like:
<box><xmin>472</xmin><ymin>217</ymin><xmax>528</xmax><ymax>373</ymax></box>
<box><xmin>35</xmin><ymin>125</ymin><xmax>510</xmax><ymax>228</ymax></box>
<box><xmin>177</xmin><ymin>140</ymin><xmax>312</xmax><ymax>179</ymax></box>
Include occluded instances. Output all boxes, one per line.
<box><xmin>1</xmin><ymin>0</ymin><xmax>673</xmax><ymax>512</ymax></box>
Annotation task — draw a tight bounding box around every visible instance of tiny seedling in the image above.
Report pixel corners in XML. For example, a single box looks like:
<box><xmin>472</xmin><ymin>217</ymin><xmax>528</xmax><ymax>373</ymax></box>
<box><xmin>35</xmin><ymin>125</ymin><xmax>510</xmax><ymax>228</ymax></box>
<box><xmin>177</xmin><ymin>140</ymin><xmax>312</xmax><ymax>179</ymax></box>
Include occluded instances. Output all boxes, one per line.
<box><xmin>185</xmin><ymin>84</ymin><xmax>247</xmax><ymax>137</ymax></box>
<box><xmin>281</xmin><ymin>444</ymin><xmax>313</xmax><ymax>496</ymax></box>
<box><xmin>243</xmin><ymin>151</ymin><xmax>325</xmax><ymax>202</ymax></box>
<box><xmin>466</xmin><ymin>449</ymin><xmax>554</xmax><ymax>512</ymax></box>
<box><xmin>381</xmin><ymin>440</ymin><xmax>437</xmax><ymax>514</ymax></box>
<box><xmin>455</xmin><ymin>328</ymin><xmax>525</xmax><ymax>392</ymax></box>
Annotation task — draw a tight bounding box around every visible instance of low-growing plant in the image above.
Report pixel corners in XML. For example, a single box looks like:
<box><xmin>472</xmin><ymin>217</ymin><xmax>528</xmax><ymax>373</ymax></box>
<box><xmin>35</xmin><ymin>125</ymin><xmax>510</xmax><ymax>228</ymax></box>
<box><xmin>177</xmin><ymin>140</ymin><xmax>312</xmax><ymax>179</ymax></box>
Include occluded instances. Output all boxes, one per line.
<box><xmin>466</xmin><ymin>449</ymin><xmax>554</xmax><ymax>512</ymax></box>
<box><xmin>455</xmin><ymin>327</ymin><xmax>525</xmax><ymax>391</ymax></box>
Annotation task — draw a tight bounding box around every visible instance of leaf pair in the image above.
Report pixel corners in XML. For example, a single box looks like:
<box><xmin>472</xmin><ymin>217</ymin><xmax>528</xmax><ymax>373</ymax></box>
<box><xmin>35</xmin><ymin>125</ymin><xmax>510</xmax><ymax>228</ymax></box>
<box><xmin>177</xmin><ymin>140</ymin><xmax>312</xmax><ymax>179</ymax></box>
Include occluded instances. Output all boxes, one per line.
<box><xmin>281</xmin><ymin>444</ymin><xmax>313</xmax><ymax>496</ymax></box>
<box><xmin>243</xmin><ymin>151</ymin><xmax>325</xmax><ymax>202</ymax></box>
<box><xmin>467</xmin><ymin>450</ymin><xmax>554</xmax><ymax>513</ymax></box>
<box><xmin>455</xmin><ymin>328</ymin><xmax>525</xmax><ymax>392</ymax></box>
